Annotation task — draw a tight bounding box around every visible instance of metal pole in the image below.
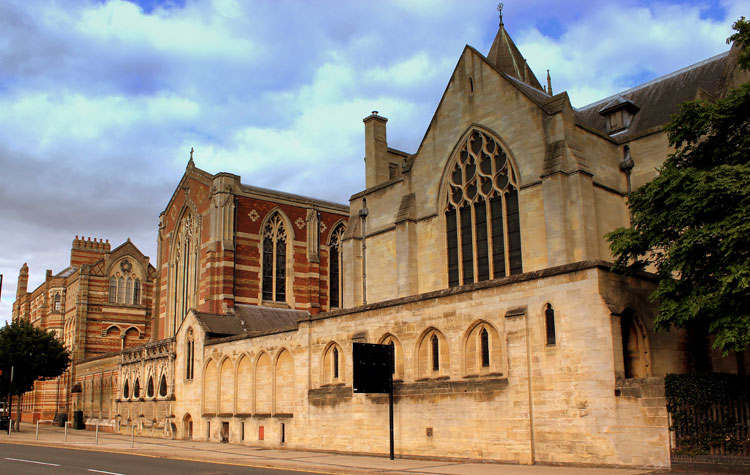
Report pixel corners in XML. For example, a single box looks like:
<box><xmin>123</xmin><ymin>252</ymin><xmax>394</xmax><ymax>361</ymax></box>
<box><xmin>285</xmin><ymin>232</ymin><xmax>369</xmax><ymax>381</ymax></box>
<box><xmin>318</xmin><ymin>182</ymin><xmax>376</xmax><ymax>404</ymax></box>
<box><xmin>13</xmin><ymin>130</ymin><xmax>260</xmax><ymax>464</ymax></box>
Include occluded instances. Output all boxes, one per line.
<box><xmin>36</xmin><ymin>420</ymin><xmax>39</xmax><ymax>440</ymax></box>
<box><xmin>131</xmin><ymin>424</ymin><xmax>134</xmax><ymax>448</ymax></box>
<box><xmin>8</xmin><ymin>366</ymin><xmax>13</xmax><ymax>435</ymax></box>
<box><xmin>389</xmin><ymin>377</ymin><xmax>394</xmax><ymax>460</ymax></box>
<box><xmin>95</xmin><ymin>421</ymin><xmax>99</xmax><ymax>445</ymax></box>
<box><xmin>64</xmin><ymin>422</ymin><xmax>68</xmax><ymax>442</ymax></box>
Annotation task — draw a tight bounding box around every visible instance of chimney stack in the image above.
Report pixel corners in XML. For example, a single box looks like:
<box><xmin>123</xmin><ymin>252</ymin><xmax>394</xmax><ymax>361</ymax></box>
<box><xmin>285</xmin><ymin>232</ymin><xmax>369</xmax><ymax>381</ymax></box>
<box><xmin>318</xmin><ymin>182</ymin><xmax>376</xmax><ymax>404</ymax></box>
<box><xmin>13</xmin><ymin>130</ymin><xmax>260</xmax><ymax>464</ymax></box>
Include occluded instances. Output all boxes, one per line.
<box><xmin>363</xmin><ymin>111</ymin><xmax>390</xmax><ymax>189</ymax></box>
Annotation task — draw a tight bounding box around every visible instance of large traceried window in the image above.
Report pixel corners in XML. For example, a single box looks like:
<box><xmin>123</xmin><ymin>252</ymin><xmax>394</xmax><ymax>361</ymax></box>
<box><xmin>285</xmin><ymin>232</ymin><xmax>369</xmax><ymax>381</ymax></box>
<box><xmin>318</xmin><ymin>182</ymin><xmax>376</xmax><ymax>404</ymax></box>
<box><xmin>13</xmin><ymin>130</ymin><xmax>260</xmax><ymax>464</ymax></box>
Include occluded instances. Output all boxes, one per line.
<box><xmin>445</xmin><ymin>129</ymin><xmax>522</xmax><ymax>287</ymax></box>
<box><xmin>171</xmin><ymin>211</ymin><xmax>199</xmax><ymax>335</ymax></box>
<box><xmin>262</xmin><ymin>213</ymin><xmax>287</xmax><ymax>302</ymax></box>
<box><xmin>328</xmin><ymin>223</ymin><xmax>345</xmax><ymax>309</ymax></box>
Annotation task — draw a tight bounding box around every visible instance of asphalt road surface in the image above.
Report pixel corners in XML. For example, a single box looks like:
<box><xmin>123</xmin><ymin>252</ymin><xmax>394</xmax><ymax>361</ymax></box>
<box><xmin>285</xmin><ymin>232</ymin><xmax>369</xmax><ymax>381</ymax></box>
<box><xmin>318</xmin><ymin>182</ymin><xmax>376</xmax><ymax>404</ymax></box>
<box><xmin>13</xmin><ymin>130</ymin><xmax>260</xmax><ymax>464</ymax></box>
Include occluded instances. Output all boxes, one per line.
<box><xmin>0</xmin><ymin>444</ymin><xmax>329</xmax><ymax>475</ymax></box>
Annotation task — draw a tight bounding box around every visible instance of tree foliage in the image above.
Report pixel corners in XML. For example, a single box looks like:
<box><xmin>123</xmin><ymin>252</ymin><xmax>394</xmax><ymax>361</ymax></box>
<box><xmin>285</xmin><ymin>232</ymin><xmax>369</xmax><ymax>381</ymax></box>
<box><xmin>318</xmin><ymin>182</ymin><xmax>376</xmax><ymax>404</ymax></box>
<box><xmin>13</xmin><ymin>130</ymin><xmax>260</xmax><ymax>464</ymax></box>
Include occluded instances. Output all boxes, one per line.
<box><xmin>606</xmin><ymin>18</ymin><xmax>750</xmax><ymax>353</ymax></box>
<box><xmin>0</xmin><ymin>320</ymin><xmax>71</xmax><ymax>396</ymax></box>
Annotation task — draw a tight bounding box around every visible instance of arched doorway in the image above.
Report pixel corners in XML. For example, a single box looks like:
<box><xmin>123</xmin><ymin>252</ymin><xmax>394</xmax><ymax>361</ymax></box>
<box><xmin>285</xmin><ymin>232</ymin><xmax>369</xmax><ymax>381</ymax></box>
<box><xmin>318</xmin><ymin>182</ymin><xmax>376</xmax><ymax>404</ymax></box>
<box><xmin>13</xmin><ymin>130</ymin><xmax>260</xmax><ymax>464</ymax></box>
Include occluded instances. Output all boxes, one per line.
<box><xmin>621</xmin><ymin>309</ymin><xmax>651</xmax><ymax>378</ymax></box>
<box><xmin>182</xmin><ymin>413</ymin><xmax>193</xmax><ymax>440</ymax></box>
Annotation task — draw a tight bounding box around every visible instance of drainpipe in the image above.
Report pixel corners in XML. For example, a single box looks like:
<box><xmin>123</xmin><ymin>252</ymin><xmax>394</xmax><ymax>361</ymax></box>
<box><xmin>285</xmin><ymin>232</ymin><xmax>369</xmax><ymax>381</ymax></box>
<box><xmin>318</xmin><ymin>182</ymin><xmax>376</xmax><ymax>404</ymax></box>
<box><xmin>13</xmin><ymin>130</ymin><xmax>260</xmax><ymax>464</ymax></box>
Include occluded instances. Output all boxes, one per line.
<box><xmin>359</xmin><ymin>199</ymin><xmax>369</xmax><ymax>305</ymax></box>
<box><xmin>620</xmin><ymin>145</ymin><xmax>635</xmax><ymax>224</ymax></box>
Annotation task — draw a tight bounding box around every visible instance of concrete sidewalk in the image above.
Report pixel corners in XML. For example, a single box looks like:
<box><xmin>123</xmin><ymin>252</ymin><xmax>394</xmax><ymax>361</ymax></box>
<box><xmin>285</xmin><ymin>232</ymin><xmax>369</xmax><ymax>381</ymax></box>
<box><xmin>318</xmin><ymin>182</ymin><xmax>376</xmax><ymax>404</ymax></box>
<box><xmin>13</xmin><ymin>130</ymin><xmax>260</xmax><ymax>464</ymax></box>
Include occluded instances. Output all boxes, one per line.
<box><xmin>0</xmin><ymin>423</ymin><xmax>663</xmax><ymax>475</ymax></box>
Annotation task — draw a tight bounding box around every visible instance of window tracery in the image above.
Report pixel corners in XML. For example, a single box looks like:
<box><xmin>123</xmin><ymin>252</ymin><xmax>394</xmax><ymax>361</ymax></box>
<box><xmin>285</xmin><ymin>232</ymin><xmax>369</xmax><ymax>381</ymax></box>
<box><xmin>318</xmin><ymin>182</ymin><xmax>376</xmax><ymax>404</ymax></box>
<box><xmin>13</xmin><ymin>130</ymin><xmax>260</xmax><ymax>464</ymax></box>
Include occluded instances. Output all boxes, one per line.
<box><xmin>170</xmin><ymin>211</ymin><xmax>199</xmax><ymax>335</ymax></box>
<box><xmin>328</xmin><ymin>223</ymin><xmax>346</xmax><ymax>308</ymax></box>
<box><xmin>445</xmin><ymin>130</ymin><xmax>522</xmax><ymax>287</ymax></box>
<box><xmin>262</xmin><ymin>213</ymin><xmax>287</xmax><ymax>302</ymax></box>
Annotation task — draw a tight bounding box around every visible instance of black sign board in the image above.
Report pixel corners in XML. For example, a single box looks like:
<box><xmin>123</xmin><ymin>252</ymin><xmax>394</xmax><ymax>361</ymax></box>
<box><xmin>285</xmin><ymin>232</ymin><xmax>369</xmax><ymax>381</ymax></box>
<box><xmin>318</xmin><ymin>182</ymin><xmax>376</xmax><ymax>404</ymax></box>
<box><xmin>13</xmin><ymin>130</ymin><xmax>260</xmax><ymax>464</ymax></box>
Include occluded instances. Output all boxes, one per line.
<box><xmin>352</xmin><ymin>342</ymin><xmax>396</xmax><ymax>459</ymax></box>
<box><xmin>352</xmin><ymin>342</ymin><xmax>393</xmax><ymax>394</ymax></box>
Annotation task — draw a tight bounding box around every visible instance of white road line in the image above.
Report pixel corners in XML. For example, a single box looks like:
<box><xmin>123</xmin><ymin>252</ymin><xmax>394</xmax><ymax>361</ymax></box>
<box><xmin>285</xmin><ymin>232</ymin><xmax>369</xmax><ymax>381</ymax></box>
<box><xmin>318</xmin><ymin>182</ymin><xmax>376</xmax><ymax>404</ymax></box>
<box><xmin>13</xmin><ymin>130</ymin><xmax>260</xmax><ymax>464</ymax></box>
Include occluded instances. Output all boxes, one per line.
<box><xmin>88</xmin><ymin>470</ymin><xmax>127</xmax><ymax>475</ymax></box>
<box><xmin>6</xmin><ymin>457</ymin><xmax>61</xmax><ymax>466</ymax></box>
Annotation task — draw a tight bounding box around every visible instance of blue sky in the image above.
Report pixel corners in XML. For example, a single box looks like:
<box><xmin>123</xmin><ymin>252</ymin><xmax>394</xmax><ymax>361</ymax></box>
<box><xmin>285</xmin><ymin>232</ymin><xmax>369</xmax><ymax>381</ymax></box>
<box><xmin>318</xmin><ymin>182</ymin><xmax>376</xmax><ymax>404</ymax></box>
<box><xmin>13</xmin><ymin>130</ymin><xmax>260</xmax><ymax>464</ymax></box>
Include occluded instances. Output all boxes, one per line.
<box><xmin>0</xmin><ymin>0</ymin><xmax>747</xmax><ymax>321</ymax></box>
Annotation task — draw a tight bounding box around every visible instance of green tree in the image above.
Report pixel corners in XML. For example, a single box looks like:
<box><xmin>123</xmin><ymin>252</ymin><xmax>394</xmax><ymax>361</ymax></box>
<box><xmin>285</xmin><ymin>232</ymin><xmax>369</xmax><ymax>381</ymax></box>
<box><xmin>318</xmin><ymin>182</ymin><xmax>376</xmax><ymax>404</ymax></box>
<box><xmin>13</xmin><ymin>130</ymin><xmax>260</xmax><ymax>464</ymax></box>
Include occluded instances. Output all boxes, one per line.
<box><xmin>607</xmin><ymin>18</ymin><xmax>750</xmax><ymax>355</ymax></box>
<box><xmin>0</xmin><ymin>320</ymin><xmax>70</xmax><ymax>430</ymax></box>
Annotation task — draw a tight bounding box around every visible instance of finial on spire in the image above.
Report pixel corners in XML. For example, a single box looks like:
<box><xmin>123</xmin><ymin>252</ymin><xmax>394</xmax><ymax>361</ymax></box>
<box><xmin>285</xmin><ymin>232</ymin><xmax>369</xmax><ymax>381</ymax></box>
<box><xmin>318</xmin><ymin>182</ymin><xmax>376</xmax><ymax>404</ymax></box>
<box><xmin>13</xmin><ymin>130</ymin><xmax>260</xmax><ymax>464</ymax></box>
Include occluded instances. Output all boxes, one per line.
<box><xmin>497</xmin><ymin>3</ymin><xmax>504</xmax><ymax>25</ymax></box>
<box><xmin>187</xmin><ymin>147</ymin><xmax>195</xmax><ymax>168</ymax></box>
<box><xmin>190</xmin><ymin>147</ymin><xmax>194</xmax><ymax>160</ymax></box>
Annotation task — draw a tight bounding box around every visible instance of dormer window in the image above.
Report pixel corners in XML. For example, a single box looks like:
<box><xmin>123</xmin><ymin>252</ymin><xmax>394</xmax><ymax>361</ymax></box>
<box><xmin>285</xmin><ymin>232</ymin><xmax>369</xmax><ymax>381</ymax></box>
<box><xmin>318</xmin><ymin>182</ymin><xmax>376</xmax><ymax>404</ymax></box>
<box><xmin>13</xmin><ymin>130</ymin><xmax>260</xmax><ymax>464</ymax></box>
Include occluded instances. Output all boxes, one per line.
<box><xmin>599</xmin><ymin>96</ymin><xmax>640</xmax><ymax>134</ymax></box>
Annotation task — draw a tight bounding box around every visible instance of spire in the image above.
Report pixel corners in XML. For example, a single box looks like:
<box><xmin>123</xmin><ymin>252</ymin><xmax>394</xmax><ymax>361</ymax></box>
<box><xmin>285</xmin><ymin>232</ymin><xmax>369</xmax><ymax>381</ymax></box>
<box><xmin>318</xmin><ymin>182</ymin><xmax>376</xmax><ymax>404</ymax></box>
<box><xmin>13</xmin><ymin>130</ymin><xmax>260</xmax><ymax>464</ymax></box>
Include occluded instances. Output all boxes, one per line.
<box><xmin>486</xmin><ymin>8</ymin><xmax>544</xmax><ymax>92</ymax></box>
<box><xmin>187</xmin><ymin>147</ymin><xmax>195</xmax><ymax>169</ymax></box>
<box><xmin>547</xmin><ymin>69</ymin><xmax>553</xmax><ymax>96</ymax></box>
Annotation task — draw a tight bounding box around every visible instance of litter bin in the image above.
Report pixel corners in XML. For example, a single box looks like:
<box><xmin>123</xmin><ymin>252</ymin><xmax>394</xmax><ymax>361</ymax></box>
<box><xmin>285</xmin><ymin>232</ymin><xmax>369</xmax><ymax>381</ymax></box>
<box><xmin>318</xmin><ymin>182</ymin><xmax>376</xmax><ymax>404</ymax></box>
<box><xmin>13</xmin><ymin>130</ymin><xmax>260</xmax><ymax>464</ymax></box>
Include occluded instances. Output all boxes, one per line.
<box><xmin>72</xmin><ymin>410</ymin><xmax>84</xmax><ymax>430</ymax></box>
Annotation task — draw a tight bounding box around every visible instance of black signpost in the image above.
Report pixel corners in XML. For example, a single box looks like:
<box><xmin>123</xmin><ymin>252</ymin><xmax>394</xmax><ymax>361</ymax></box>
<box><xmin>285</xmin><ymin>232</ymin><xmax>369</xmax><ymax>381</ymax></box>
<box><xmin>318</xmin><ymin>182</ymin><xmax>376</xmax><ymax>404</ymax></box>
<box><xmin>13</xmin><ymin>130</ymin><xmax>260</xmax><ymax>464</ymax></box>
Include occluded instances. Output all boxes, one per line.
<box><xmin>352</xmin><ymin>342</ymin><xmax>395</xmax><ymax>460</ymax></box>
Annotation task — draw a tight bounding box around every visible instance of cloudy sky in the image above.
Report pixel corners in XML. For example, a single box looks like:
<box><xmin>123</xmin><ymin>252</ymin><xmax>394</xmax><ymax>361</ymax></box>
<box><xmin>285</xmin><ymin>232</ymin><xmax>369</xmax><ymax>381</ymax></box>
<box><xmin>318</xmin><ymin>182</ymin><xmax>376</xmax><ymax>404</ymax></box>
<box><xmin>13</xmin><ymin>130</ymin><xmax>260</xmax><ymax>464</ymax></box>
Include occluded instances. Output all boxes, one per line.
<box><xmin>1</xmin><ymin>0</ymin><xmax>747</xmax><ymax>322</ymax></box>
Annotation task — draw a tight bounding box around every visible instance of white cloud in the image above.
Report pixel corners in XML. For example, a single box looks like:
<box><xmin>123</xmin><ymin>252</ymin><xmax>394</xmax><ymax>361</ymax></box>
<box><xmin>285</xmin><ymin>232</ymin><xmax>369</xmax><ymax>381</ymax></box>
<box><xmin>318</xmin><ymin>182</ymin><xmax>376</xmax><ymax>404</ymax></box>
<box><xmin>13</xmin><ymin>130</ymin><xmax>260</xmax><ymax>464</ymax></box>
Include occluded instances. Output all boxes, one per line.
<box><xmin>0</xmin><ymin>0</ymin><xmax>746</xmax><ymax>322</ymax></box>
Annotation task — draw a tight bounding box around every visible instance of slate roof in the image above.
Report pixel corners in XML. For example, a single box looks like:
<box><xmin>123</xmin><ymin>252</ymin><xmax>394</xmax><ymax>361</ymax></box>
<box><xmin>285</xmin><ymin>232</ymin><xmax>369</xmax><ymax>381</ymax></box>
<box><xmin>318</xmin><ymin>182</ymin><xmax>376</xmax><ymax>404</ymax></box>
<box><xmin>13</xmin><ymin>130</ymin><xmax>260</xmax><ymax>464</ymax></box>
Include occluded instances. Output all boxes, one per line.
<box><xmin>233</xmin><ymin>304</ymin><xmax>303</xmax><ymax>335</ymax></box>
<box><xmin>55</xmin><ymin>266</ymin><xmax>78</xmax><ymax>278</ymax></box>
<box><xmin>575</xmin><ymin>52</ymin><xmax>729</xmax><ymax>140</ymax></box>
<box><xmin>194</xmin><ymin>304</ymin><xmax>305</xmax><ymax>340</ymax></box>
<box><xmin>487</xmin><ymin>22</ymin><xmax>544</xmax><ymax>91</ymax></box>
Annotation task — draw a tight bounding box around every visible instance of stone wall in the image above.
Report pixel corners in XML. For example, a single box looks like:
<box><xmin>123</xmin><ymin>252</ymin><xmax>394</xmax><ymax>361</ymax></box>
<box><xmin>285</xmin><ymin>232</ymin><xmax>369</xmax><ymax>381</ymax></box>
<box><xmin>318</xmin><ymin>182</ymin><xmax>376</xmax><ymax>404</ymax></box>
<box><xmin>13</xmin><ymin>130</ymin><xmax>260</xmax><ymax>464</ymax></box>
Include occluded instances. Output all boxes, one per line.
<box><xmin>173</xmin><ymin>263</ymin><xmax>683</xmax><ymax>468</ymax></box>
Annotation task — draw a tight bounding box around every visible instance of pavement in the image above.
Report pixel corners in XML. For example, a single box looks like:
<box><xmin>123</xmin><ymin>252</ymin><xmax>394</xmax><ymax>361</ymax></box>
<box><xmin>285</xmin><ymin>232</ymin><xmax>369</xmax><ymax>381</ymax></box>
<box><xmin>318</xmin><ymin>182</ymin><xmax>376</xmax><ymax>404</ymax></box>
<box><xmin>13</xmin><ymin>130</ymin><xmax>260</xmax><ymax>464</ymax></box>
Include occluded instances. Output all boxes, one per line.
<box><xmin>0</xmin><ymin>423</ymin><xmax>678</xmax><ymax>475</ymax></box>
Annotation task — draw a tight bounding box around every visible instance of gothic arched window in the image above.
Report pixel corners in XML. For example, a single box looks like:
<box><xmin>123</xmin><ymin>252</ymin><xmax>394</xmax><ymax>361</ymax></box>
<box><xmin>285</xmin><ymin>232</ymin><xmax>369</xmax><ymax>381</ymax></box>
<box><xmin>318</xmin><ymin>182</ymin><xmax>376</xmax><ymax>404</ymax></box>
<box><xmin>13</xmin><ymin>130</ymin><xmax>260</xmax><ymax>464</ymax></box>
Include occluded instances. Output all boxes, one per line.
<box><xmin>480</xmin><ymin>327</ymin><xmax>490</xmax><ymax>367</ymax></box>
<box><xmin>123</xmin><ymin>380</ymin><xmax>130</xmax><ymax>399</ymax></box>
<box><xmin>171</xmin><ymin>211</ymin><xmax>199</xmax><ymax>336</ymax></box>
<box><xmin>545</xmin><ymin>303</ymin><xmax>556</xmax><ymax>346</ymax></box>
<box><xmin>133</xmin><ymin>378</ymin><xmax>141</xmax><ymax>399</ymax></box>
<box><xmin>328</xmin><ymin>223</ymin><xmax>346</xmax><ymax>308</ymax></box>
<box><xmin>445</xmin><ymin>130</ymin><xmax>522</xmax><ymax>287</ymax></box>
<box><xmin>262</xmin><ymin>213</ymin><xmax>287</xmax><ymax>302</ymax></box>
<box><xmin>125</xmin><ymin>278</ymin><xmax>133</xmax><ymax>304</ymax></box>
<box><xmin>147</xmin><ymin>376</ymin><xmax>154</xmax><ymax>398</ymax></box>
<box><xmin>185</xmin><ymin>329</ymin><xmax>194</xmax><ymax>380</ymax></box>
<box><xmin>133</xmin><ymin>278</ymin><xmax>141</xmax><ymax>305</ymax></box>
<box><xmin>159</xmin><ymin>374</ymin><xmax>168</xmax><ymax>397</ymax></box>
<box><xmin>431</xmin><ymin>334</ymin><xmax>440</xmax><ymax>371</ymax></box>
<box><xmin>109</xmin><ymin>277</ymin><xmax>117</xmax><ymax>303</ymax></box>
<box><xmin>118</xmin><ymin>277</ymin><xmax>125</xmax><ymax>303</ymax></box>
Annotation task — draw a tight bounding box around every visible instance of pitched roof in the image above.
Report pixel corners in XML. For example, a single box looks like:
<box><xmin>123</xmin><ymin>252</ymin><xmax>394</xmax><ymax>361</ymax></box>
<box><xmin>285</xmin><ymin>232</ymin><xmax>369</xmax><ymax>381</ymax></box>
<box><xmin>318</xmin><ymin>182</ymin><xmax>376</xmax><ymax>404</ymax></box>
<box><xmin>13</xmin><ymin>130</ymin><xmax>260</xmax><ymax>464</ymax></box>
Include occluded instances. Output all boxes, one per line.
<box><xmin>55</xmin><ymin>266</ymin><xmax>77</xmax><ymax>278</ymax></box>
<box><xmin>575</xmin><ymin>52</ymin><xmax>729</xmax><ymax>140</ymax></box>
<box><xmin>194</xmin><ymin>304</ymin><xmax>305</xmax><ymax>340</ymax></box>
<box><xmin>486</xmin><ymin>22</ymin><xmax>544</xmax><ymax>92</ymax></box>
<box><xmin>233</xmin><ymin>304</ymin><xmax>303</xmax><ymax>335</ymax></box>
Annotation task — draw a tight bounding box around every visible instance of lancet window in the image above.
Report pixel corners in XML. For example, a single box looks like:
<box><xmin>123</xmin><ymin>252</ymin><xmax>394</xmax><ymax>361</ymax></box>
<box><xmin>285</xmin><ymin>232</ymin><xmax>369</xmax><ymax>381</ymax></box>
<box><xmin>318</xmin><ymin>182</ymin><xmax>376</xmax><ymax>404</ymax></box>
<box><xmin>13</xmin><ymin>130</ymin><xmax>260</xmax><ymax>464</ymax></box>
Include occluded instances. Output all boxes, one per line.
<box><xmin>171</xmin><ymin>211</ymin><xmax>199</xmax><ymax>335</ymax></box>
<box><xmin>328</xmin><ymin>223</ymin><xmax>345</xmax><ymax>309</ymax></box>
<box><xmin>262</xmin><ymin>213</ymin><xmax>287</xmax><ymax>302</ymax></box>
<box><xmin>445</xmin><ymin>130</ymin><xmax>522</xmax><ymax>287</ymax></box>
<box><xmin>109</xmin><ymin>265</ymin><xmax>141</xmax><ymax>305</ymax></box>
<box><xmin>185</xmin><ymin>329</ymin><xmax>195</xmax><ymax>380</ymax></box>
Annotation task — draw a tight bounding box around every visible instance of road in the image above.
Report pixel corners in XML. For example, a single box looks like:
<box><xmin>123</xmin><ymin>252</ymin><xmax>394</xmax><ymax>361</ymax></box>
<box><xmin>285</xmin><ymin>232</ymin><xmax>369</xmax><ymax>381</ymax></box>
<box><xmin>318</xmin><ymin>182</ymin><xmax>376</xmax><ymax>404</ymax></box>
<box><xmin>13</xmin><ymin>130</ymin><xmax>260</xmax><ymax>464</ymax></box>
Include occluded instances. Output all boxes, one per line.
<box><xmin>0</xmin><ymin>444</ymin><xmax>329</xmax><ymax>475</ymax></box>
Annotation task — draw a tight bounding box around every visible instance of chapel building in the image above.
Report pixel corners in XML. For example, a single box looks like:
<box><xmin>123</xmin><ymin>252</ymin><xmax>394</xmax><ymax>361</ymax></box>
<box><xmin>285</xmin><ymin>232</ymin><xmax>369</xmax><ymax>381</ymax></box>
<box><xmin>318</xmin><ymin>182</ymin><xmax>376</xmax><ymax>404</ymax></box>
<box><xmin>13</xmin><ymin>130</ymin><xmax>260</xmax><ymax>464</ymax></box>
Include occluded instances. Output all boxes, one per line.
<box><xmin>11</xmin><ymin>15</ymin><xmax>750</xmax><ymax>468</ymax></box>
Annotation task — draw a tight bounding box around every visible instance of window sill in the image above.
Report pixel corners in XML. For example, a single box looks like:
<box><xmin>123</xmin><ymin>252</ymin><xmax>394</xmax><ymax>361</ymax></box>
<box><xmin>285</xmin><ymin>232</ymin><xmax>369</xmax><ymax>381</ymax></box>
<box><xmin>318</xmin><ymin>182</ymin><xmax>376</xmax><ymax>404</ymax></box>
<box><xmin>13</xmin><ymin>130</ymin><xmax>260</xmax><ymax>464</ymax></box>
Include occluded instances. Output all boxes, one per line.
<box><xmin>261</xmin><ymin>300</ymin><xmax>290</xmax><ymax>309</ymax></box>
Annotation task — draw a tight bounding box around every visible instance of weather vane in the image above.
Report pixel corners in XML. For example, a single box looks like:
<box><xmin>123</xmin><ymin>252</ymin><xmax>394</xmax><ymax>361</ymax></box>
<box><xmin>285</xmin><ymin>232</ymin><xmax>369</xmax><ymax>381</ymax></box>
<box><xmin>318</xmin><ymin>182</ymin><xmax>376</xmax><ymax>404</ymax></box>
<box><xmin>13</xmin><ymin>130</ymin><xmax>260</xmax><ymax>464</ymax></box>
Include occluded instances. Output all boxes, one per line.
<box><xmin>497</xmin><ymin>3</ymin><xmax>504</xmax><ymax>22</ymax></box>
<box><xmin>190</xmin><ymin>147</ymin><xmax>194</xmax><ymax>160</ymax></box>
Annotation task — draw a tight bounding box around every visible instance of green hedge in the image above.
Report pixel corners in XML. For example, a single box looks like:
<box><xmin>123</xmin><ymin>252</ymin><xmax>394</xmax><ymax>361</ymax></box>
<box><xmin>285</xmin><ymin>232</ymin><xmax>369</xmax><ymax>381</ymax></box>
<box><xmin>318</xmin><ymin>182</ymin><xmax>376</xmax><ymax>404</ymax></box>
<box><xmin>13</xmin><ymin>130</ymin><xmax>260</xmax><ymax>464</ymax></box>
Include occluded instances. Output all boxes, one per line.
<box><xmin>665</xmin><ymin>373</ymin><xmax>750</xmax><ymax>455</ymax></box>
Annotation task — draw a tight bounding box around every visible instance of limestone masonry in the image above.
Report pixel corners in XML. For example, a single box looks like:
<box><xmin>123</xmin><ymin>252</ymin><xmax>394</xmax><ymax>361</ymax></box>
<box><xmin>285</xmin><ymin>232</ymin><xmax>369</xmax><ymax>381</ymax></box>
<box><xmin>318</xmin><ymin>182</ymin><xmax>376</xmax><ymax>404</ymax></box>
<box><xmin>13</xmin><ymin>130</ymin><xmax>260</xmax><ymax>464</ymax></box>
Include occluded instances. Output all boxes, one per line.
<box><xmin>12</xmin><ymin>16</ymin><xmax>750</xmax><ymax>468</ymax></box>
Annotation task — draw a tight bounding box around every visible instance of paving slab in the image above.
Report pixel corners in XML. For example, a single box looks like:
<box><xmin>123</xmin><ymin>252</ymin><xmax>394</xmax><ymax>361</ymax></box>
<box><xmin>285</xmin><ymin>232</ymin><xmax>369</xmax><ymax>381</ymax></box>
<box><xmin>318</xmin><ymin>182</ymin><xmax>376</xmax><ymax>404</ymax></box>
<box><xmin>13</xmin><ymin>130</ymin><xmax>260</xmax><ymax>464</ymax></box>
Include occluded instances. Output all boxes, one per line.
<box><xmin>0</xmin><ymin>425</ymin><xmax>664</xmax><ymax>475</ymax></box>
